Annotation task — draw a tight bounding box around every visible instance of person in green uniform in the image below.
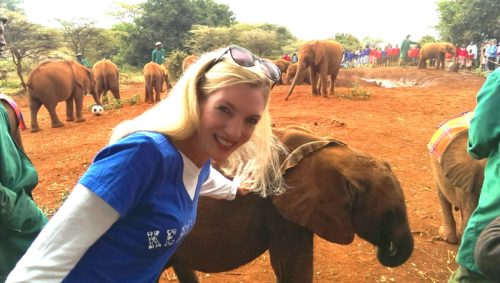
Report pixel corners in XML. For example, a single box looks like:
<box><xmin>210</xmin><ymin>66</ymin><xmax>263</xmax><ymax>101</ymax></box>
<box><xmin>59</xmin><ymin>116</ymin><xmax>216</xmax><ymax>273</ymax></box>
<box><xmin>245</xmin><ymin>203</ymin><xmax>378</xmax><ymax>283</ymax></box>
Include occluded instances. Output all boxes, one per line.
<box><xmin>399</xmin><ymin>35</ymin><xmax>416</xmax><ymax>66</ymax></box>
<box><xmin>0</xmin><ymin>15</ymin><xmax>48</xmax><ymax>282</ymax></box>
<box><xmin>152</xmin><ymin>41</ymin><xmax>165</xmax><ymax>64</ymax></box>
<box><xmin>449</xmin><ymin>67</ymin><xmax>500</xmax><ymax>282</ymax></box>
<box><xmin>76</xmin><ymin>53</ymin><xmax>91</xmax><ymax>68</ymax></box>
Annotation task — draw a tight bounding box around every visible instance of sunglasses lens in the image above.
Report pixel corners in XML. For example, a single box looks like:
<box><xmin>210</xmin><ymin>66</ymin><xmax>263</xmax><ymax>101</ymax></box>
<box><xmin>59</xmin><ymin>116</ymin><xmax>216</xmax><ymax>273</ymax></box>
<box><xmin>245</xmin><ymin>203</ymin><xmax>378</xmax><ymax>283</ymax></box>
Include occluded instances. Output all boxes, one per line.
<box><xmin>260</xmin><ymin>60</ymin><xmax>281</xmax><ymax>82</ymax></box>
<box><xmin>230</xmin><ymin>46</ymin><xmax>255</xmax><ymax>67</ymax></box>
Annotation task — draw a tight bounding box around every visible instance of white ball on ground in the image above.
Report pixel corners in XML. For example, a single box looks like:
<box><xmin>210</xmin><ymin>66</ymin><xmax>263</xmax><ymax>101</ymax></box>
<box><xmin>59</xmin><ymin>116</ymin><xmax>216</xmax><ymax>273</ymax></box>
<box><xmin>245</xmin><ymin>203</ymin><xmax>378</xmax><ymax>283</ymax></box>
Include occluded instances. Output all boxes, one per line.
<box><xmin>91</xmin><ymin>105</ymin><xmax>104</xmax><ymax>115</ymax></box>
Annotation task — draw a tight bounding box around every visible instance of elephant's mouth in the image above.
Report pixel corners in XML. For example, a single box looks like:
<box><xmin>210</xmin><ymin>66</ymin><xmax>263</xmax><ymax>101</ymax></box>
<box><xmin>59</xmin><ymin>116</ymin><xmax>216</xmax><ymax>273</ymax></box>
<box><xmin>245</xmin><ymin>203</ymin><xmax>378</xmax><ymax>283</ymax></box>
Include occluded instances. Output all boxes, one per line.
<box><xmin>375</xmin><ymin>233</ymin><xmax>414</xmax><ymax>267</ymax></box>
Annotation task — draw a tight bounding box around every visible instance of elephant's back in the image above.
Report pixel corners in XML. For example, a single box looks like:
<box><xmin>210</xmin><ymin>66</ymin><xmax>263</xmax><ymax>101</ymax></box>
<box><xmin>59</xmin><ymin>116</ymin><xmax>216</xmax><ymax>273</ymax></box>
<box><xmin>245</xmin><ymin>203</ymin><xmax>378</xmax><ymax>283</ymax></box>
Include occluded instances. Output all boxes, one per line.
<box><xmin>143</xmin><ymin>62</ymin><xmax>161</xmax><ymax>75</ymax></box>
<box><xmin>93</xmin><ymin>59</ymin><xmax>119</xmax><ymax>75</ymax></box>
<box><xmin>27</xmin><ymin>60</ymin><xmax>73</xmax><ymax>89</ymax></box>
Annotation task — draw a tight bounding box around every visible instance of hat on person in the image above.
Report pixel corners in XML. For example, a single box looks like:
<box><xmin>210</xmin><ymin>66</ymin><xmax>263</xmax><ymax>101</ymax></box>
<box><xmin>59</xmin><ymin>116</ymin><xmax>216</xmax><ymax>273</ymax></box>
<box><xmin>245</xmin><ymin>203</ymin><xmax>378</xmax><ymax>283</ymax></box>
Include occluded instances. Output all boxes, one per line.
<box><xmin>76</xmin><ymin>53</ymin><xmax>82</xmax><ymax>57</ymax></box>
<box><xmin>155</xmin><ymin>42</ymin><xmax>162</xmax><ymax>46</ymax></box>
<box><xmin>0</xmin><ymin>16</ymin><xmax>8</xmax><ymax>24</ymax></box>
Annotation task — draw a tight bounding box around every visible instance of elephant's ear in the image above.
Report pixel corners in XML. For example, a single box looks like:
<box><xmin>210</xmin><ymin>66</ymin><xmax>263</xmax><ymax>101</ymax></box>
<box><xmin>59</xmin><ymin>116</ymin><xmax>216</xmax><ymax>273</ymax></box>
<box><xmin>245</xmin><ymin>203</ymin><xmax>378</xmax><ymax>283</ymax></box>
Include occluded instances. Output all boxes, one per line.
<box><xmin>314</xmin><ymin>40</ymin><xmax>326</xmax><ymax>66</ymax></box>
<box><xmin>71</xmin><ymin>62</ymin><xmax>90</xmax><ymax>93</ymax></box>
<box><xmin>272</xmin><ymin>128</ymin><xmax>355</xmax><ymax>244</ymax></box>
<box><xmin>441</xmin><ymin>130</ymin><xmax>485</xmax><ymax>192</ymax></box>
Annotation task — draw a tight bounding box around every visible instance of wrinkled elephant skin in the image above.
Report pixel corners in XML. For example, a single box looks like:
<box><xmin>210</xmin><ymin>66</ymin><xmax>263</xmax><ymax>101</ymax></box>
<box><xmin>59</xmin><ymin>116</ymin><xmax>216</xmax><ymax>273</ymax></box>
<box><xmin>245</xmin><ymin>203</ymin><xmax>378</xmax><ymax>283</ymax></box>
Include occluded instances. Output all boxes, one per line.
<box><xmin>429</xmin><ymin>130</ymin><xmax>486</xmax><ymax>244</ymax></box>
<box><xmin>27</xmin><ymin>60</ymin><xmax>100</xmax><ymax>132</ymax></box>
<box><xmin>167</xmin><ymin>126</ymin><xmax>414</xmax><ymax>283</ymax></box>
<box><xmin>286</xmin><ymin>40</ymin><xmax>343</xmax><ymax>100</ymax></box>
<box><xmin>418</xmin><ymin>42</ymin><xmax>456</xmax><ymax>69</ymax></box>
<box><xmin>92</xmin><ymin>59</ymin><xmax>120</xmax><ymax>102</ymax></box>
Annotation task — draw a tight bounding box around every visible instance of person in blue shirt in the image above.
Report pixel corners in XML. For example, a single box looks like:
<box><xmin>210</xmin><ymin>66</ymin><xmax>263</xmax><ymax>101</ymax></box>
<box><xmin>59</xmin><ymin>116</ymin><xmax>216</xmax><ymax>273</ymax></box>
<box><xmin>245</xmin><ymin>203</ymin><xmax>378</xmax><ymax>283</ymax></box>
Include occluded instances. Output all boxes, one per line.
<box><xmin>152</xmin><ymin>41</ymin><xmax>166</xmax><ymax>64</ymax></box>
<box><xmin>7</xmin><ymin>45</ymin><xmax>285</xmax><ymax>282</ymax></box>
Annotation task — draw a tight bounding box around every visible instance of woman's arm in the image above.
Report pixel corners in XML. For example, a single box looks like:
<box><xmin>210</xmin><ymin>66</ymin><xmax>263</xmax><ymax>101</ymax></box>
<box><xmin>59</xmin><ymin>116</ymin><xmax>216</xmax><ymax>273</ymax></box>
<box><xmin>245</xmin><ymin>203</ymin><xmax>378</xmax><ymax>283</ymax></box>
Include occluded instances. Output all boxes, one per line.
<box><xmin>200</xmin><ymin>167</ymin><xmax>238</xmax><ymax>200</ymax></box>
<box><xmin>6</xmin><ymin>184</ymin><xmax>119</xmax><ymax>283</ymax></box>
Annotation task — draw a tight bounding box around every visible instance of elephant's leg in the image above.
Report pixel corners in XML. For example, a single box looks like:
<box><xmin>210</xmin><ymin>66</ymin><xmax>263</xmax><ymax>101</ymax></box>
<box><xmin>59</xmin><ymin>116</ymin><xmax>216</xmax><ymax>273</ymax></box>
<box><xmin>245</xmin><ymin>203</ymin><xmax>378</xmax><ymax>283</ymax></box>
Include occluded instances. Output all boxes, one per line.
<box><xmin>267</xmin><ymin>207</ymin><xmax>314</xmax><ymax>283</ymax></box>
<box><xmin>154</xmin><ymin>80</ymin><xmax>162</xmax><ymax>103</ymax></box>
<box><xmin>46</xmin><ymin>103</ymin><xmax>64</xmax><ymax>128</ymax></box>
<box><xmin>65</xmin><ymin>99</ymin><xmax>75</xmax><ymax>121</ymax></box>
<box><xmin>145</xmin><ymin>84</ymin><xmax>152</xmax><ymax>104</ymax></box>
<box><xmin>418</xmin><ymin>58</ymin><xmax>425</xmax><ymax>69</ymax></box>
<box><xmin>320</xmin><ymin>75</ymin><xmax>328</xmax><ymax>97</ymax></box>
<box><xmin>310</xmin><ymin>70</ymin><xmax>319</xmax><ymax>95</ymax></box>
<box><xmin>437</xmin><ymin>188</ymin><xmax>459</xmax><ymax>244</ymax></box>
<box><xmin>74</xmin><ymin>95</ymin><xmax>86</xmax><ymax>122</ymax></box>
<box><xmin>171</xmin><ymin>266</ymin><xmax>200</xmax><ymax>283</ymax></box>
<box><xmin>459</xmin><ymin>194</ymin><xmax>479</xmax><ymax>237</ymax></box>
<box><xmin>329</xmin><ymin>69</ymin><xmax>340</xmax><ymax>96</ymax></box>
<box><xmin>29</xmin><ymin>96</ymin><xmax>43</xmax><ymax>132</ymax></box>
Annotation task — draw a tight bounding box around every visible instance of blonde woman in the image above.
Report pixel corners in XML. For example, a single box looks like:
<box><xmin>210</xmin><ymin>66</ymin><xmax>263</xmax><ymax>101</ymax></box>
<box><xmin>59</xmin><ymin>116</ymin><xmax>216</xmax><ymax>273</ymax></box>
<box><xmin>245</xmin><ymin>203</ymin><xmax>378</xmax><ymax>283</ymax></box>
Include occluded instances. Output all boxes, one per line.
<box><xmin>7</xmin><ymin>45</ymin><xmax>285</xmax><ymax>282</ymax></box>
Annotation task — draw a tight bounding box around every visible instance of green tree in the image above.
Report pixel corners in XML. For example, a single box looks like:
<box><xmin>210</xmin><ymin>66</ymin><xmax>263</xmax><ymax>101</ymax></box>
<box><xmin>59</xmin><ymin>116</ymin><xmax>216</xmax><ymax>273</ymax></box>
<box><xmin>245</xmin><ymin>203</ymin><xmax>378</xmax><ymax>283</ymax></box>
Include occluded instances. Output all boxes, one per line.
<box><xmin>58</xmin><ymin>18</ymin><xmax>98</xmax><ymax>58</ymax></box>
<box><xmin>186</xmin><ymin>23</ymin><xmax>296</xmax><ymax>59</ymax></box>
<box><xmin>436</xmin><ymin>0</ymin><xmax>499</xmax><ymax>44</ymax></box>
<box><xmin>3</xmin><ymin>11</ymin><xmax>61</xmax><ymax>90</ymax></box>
<box><xmin>126</xmin><ymin>0</ymin><xmax>234</xmax><ymax>66</ymax></box>
<box><xmin>418</xmin><ymin>35</ymin><xmax>438</xmax><ymax>46</ymax></box>
<box><xmin>186</xmin><ymin>25</ymin><xmax>234</xmax><ymax>54</ymax></box>
<box><xmin>334</xmin><ymin>33</ymin><xmax>362</xmax><ymax>52</ymax></box>
<box><xmin>0</xmin><ymin>0</ymin><xmax>24</xmax><ymax>12</ymax></box>
<box><xmin>238</xmin><ymin>28</ymin><xmax>276</xmax><ymax>57</ymax></box>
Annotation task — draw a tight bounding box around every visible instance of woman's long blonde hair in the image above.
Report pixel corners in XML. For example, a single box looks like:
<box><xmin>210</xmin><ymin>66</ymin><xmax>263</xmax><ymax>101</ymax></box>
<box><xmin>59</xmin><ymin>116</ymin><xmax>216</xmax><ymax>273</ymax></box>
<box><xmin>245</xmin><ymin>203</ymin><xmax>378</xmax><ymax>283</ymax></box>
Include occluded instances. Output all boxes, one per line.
<box><xmin>110</xmin><ymin>48</ymin><xmax>286</xmax><ymax>196</ymax></box>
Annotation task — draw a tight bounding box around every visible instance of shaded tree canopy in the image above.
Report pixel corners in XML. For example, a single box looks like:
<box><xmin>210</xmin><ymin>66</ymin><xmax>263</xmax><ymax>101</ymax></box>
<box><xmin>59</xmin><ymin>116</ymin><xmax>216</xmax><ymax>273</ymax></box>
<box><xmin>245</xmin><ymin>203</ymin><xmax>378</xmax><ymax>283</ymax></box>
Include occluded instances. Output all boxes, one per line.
<box><xmin>3</xmin><ymin>10</ymin><xmax>61</xmax><ymax>89</ymax></box>
<box><xmin>124</xmin><ymin>0</ymin><xmax>235</xmax><ymax>66</ymax></box>
<box><xmin>436</xmin><ymin>0</ymin><xmax>499</xmax><ymax>45</ymax></box>
<box><xmin>186</xmin><ymin>23</ymin><xmax>296</xmax><ymax>59</ymax></box>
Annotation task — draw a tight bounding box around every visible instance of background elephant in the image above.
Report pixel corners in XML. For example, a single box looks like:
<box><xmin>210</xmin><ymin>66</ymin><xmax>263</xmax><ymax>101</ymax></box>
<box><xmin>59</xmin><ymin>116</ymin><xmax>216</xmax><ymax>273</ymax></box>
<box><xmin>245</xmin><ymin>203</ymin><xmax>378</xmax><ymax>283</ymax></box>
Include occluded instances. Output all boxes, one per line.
<box><xmin>143</xmin><ymin>62</ymin><xmax>166</xmax><ymax>103</ymax></box>
<box><xmin>272</xmin><ymin>59</ymin><xmax>292</xmax><ymax>85</ymax></box>
<box><xmin>27</xmin><ymin>60</ymin><xmax>101</xmax><ymax>133</ymax></box>
<box><xmin>418</xmin><ymin>42</ymin><xmax>456</xmax><ymax>69</ymax></box>
<box><xmin>167</xmin><ymin>126</ymin><xmax>414</xmax><ymax>283</ymax></box>
<box><xmin>92</xmin><ymin>59</ymin><xmax>120</xmax><ymax>103</ymax></box>
<box><xmin>429</xmin><ymin>130</ymin><xmax>486</xmax><ymax>244</ymax></box>
<box><xmin>286</xmin><ymin>40</ymin><xmax>343</xmax><ymax>100</ymax></box>
<box><xmin>182</xmin><ymin>55</ymin><xmax>198</xmax><ymax>72</ymax></box>
<box><xmin>285</xmin><ymin>63</ymin><xmax>311</xmax><ymax>85</ymax></box>
<box><xmin>160</xmin><ymin>64</ymin><xmax>172</xmax><ymax>91</ymax></box>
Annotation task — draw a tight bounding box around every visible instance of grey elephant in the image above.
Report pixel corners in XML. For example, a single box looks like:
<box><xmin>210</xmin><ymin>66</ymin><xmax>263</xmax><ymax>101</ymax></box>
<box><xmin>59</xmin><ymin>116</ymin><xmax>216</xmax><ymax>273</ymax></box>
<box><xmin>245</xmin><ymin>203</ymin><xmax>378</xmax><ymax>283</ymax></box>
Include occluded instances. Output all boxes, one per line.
<box><xmin>167</xmin><ymin>126</ymin><xmax>414</xmax><ymax>283</ymax></box>
<box><xmin>418</xmin><ymin>42</ymin><xmax>456</xmax><ymax>69</ymax></box>
<box><xmin>27</xmin><ymin>60</ymin><xmax>101</xmax><ymax>132</ymax></box>
<box><xmin>286</xmin><ymin>40</ymin><xmax>343</xmax><ymax>100</ymax></box>
<box><xmin>429</xmin><ymin>129</ymin><xmax>486</xmax><ymax>244</ymax></box>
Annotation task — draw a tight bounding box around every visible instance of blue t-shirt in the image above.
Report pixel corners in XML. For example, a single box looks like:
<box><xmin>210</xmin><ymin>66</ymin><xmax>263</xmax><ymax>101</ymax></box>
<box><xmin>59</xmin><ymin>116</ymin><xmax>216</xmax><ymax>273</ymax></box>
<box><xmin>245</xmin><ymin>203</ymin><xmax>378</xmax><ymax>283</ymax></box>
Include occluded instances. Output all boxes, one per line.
<box><xmin>63</xmin><ymin>131</ymin><xmax>210</xmax><ymax>282</ymax></box>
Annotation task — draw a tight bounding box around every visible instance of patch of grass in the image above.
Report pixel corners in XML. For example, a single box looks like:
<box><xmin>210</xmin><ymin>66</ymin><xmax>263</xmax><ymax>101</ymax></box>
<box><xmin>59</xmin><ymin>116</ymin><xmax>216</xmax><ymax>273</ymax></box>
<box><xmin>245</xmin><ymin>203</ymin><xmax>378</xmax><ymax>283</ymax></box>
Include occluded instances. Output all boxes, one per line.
<box><xmin>336</xmin><ymin>81</ymin><xmax>370</xmax><ymax>100</ymax></box>
<box><xmin>471</xmin><ymin>67</ymin><xmax>491</xmax><ymax>77</ymax></box>
<box><xmin>126</xmin><ymin>94</ymin><xmax>141</xmax><ymax>106</ymax></box>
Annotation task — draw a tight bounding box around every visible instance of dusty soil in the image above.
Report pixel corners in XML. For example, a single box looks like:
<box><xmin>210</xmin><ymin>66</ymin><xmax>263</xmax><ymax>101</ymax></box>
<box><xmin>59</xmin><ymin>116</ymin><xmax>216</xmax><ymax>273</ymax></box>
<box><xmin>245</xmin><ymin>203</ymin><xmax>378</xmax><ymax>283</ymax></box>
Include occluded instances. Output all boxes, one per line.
<box><xmin>14</xmin><ymin>66</ymin><xmax>484</xmax><ymax>282</ymax></box>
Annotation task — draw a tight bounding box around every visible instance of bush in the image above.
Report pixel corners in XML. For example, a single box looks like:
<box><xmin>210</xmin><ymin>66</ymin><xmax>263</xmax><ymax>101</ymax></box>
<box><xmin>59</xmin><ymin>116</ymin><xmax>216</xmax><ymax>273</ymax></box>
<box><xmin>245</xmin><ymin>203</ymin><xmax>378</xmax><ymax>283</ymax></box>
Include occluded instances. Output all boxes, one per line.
<box><xmin>165</xmin><ymin>49</ymin><xmax>188</xmax><ymax>80</ymax></box>
<box><xmin>336</xmin><ymin>81</ymin><xmax>370</xmax><ymax>100</ymax></box>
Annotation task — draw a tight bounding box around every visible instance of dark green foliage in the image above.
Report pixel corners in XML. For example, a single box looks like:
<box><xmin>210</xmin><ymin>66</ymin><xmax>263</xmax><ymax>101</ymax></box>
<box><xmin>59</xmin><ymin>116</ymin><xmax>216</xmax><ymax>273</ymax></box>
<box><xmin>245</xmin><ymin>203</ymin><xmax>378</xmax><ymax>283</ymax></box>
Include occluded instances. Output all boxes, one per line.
<box><xmin>436</xmin><ymin>0</ymin><xmax>499</xmax><ymax>44</ymax></box>
<box><xmin>165</xmin><ymin>49</ymin><xmax>188</xmax><ymax>80</ymax></box>
<box><xmin>123</xmin><ymin>0</ymin><xmax>234</xmax><ymax>66</ymax></box>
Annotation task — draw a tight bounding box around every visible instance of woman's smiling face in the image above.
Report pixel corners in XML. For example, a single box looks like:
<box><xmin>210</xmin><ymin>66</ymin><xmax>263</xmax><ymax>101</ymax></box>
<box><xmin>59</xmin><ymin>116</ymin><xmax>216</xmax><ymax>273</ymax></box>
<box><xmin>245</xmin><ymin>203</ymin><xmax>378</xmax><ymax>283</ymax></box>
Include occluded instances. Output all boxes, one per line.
<box><xmin>195</xmin><ymin>84</ymin><xmax>266</xmax><ymax>163</ymax></box>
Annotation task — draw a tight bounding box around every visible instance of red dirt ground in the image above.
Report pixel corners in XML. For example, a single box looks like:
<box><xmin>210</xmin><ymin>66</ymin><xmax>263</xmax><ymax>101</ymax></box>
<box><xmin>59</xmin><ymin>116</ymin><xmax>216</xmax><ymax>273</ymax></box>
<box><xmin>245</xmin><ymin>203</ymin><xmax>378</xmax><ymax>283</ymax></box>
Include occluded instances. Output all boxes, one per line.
<box><xmin>13</xmin><ymin>66</ymin><xmax>485</xmax><ymax>282</ymax></box>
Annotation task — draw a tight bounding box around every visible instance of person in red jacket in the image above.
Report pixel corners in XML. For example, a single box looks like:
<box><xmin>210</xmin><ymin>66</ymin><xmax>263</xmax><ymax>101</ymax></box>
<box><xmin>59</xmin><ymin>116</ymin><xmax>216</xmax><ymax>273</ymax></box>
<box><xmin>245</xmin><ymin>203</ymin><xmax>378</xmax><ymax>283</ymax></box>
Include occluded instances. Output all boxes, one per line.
<box><xmin>282</xmin><ymin>53</ymin><xmax>291</xmax><ymax>62</ymax></box>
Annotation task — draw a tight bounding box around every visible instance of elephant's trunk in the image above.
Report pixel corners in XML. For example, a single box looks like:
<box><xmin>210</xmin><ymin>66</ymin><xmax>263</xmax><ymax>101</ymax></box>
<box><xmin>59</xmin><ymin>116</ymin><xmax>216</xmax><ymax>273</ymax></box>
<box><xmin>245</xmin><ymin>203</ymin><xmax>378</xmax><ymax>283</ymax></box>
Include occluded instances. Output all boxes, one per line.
<box><xmin>90</xmin><ymin>88</ymin><xmax>102</xmax><ymax>106</ymax></box>
<box><xmin>376</xmin><ymin>227</ymin><xmax>413</xmax><ymax>267</ymax></box>
<box><xmin>285</xmin><ymin>63</ymin><xmax>304</xmax><ymax>101</ymax></box>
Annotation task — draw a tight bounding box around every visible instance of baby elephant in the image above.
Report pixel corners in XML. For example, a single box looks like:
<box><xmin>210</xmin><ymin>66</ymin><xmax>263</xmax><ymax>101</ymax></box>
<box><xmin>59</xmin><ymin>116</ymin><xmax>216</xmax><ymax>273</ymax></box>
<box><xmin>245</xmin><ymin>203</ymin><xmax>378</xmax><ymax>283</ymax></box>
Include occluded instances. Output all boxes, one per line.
<box><xmin>429</xmin><ymin>128</ymin><xmax>486</xmax><ymax>244</ymax></box>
